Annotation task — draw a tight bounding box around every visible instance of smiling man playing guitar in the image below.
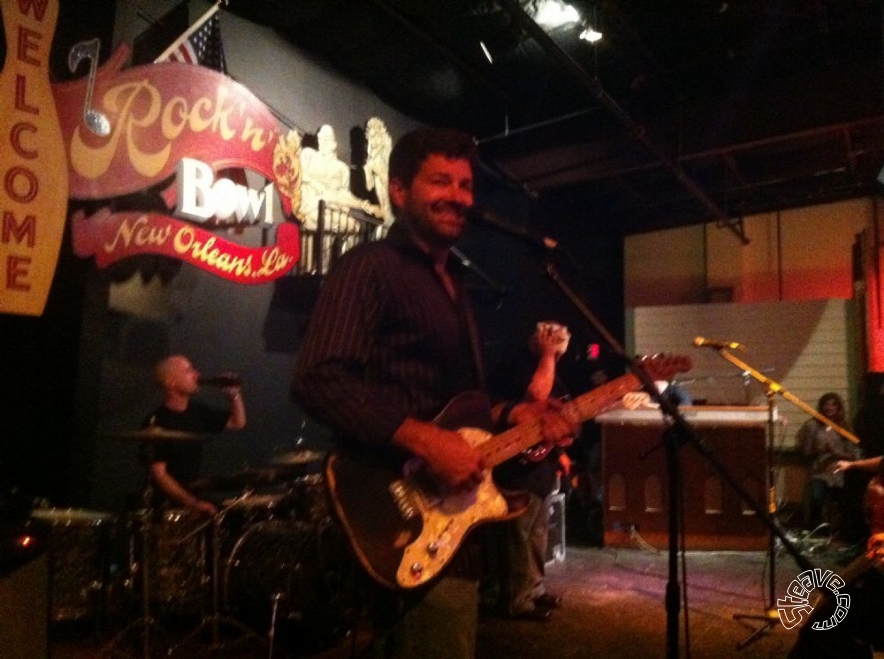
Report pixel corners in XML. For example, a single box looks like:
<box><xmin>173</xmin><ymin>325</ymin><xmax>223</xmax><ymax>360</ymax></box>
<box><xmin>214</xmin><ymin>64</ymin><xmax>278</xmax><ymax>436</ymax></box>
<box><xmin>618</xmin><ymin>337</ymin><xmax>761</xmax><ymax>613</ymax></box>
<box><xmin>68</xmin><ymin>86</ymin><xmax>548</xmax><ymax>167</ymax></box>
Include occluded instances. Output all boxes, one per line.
<box><xmin>291</xmin><ymin>127</ymin><xmax>577</xmax><ymax>659</ymax></box>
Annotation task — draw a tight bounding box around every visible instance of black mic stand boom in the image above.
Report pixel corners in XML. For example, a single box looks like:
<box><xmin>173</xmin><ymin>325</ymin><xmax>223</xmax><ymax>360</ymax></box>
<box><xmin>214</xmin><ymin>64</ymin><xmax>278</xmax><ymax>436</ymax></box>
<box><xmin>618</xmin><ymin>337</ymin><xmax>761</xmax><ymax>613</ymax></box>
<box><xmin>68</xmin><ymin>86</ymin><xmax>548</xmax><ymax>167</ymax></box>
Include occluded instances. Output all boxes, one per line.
<box><xmin>703</xmin><ymin>347</ymin><xmax>859</xmax><ymax>649</ymax></box>
<box><xmin>541</xmin><ymin>260</ymin><xmax>816</xmax><ymax>659</ymax></box>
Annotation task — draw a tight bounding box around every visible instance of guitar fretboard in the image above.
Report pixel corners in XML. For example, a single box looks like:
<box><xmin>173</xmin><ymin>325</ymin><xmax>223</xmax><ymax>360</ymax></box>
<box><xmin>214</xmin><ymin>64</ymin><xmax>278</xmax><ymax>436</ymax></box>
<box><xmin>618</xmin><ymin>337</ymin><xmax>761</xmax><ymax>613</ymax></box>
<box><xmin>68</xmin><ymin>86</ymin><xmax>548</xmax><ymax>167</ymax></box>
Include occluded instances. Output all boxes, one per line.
<box><xmin>480</xmin><ymin>373</ymin><xmax>641</xmax><ymax>468</ymax></box>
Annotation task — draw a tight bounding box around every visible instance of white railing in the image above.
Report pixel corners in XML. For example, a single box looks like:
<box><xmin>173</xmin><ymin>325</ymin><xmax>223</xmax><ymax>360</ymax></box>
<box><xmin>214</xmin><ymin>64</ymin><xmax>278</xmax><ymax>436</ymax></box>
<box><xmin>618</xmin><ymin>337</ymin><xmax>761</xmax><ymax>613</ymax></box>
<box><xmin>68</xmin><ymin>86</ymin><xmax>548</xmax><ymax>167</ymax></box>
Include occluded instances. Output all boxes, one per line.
<box><xmin>291</xmin><ymin>200</ymin><xmax>384</xmax><ymax>276</ymax></box>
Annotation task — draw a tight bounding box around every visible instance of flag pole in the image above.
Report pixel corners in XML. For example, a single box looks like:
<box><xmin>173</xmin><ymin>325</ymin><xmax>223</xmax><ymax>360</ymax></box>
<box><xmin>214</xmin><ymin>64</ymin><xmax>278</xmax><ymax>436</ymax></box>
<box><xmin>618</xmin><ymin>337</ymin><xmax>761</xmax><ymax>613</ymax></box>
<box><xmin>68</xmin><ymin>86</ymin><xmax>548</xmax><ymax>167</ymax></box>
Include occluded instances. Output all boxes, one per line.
<box><xmin>154</xmin><ymin>1</ymin><xmax>222</xmax><ymax>63</ymax></box>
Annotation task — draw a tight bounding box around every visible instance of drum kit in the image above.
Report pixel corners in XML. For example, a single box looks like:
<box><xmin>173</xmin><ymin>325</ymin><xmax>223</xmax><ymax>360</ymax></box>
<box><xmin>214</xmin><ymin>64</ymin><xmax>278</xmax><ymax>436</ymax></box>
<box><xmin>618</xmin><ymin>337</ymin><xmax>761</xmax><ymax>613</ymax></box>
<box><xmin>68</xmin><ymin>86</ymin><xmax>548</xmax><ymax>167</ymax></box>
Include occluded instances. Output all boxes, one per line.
<box><xmin>26</xmin><ymin>428</ymin><xmax>354</xmax><ymax>658</ymax></box>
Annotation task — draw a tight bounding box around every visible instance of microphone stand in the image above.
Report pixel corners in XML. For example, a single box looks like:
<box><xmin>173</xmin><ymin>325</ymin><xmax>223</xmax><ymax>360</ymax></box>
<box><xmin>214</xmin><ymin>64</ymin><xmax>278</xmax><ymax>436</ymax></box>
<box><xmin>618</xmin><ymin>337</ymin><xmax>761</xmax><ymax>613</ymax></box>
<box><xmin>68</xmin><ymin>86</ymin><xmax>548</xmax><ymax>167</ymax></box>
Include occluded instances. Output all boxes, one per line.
<box><xmin>541</xmin><ymin>259</ymin><xmax>816</xmax><ymax>659</ymax></box>
<box><xmin>705</xmin><ymin>347</ymin><xmax>859</xmax><ymax>648</ymax></box>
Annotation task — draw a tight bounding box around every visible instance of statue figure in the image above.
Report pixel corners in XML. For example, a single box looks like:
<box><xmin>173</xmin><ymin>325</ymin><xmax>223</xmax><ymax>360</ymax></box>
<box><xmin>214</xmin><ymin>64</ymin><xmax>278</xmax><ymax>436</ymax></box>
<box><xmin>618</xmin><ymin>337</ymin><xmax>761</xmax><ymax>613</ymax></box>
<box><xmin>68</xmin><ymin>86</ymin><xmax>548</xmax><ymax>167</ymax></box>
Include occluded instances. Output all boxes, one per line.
<box><xmin>298</xmin><ymin>124</ymin><xmax>371</xmax><ymax>231</ymax></box>
<box><xmin>363</xmin><ymin>116</ymin><xmax>394</xmax><ymax>229</ymax></box>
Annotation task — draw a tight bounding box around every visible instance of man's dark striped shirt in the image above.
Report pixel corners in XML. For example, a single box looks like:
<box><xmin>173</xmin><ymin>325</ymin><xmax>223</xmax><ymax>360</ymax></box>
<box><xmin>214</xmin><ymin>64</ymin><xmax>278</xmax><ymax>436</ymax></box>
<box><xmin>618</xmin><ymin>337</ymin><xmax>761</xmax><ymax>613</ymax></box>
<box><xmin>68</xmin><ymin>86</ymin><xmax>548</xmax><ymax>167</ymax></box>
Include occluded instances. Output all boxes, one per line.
<box><xmin>291</xmin><ymin>223</ymin><xmax>484</xmax><ymax>446</ymax></box>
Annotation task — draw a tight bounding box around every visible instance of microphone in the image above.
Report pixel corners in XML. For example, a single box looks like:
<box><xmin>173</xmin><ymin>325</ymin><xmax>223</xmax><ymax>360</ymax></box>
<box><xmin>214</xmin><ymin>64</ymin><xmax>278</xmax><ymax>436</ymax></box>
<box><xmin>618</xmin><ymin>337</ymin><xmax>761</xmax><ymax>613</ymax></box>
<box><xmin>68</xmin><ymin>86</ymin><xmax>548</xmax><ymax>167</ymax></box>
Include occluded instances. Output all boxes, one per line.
<box><xmin>468</xmin><ymin>207</ymin><xmax>561</xmax><ymax>252</ymax></box>
<box><xmin>198</xmin><ymin>375</ymin><xmax>242</xmax><ymax>387</ymax></box>
<box><xmin>693</xmin><ymin>336</ymin><xmax>744</xmax><ymax>350</ymax></box>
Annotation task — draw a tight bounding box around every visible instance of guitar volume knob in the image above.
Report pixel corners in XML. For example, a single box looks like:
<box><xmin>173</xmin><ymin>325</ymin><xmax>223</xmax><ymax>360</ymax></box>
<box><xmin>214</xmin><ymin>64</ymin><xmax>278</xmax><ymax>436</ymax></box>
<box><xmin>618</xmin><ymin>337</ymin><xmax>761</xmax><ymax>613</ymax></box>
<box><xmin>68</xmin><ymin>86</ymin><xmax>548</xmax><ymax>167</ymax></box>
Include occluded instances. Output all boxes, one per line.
<box><xmin>427</xmin><ymin>542</ymin><xmax>439</xmax><ymax>557</ymax></box>
<box><xmin>410</xmin><ymin>562</ymin><xmax>424</xmax><ymax>578</ymax></box>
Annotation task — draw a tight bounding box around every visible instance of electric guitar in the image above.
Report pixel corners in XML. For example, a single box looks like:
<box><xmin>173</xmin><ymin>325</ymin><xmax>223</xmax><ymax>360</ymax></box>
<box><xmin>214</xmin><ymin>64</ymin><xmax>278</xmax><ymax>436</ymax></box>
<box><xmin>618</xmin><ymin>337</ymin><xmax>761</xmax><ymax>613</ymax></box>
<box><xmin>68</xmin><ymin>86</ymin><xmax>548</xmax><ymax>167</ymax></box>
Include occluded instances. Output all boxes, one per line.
<box><xmin>325</xmin><ymin>354</ymin><xmax>692</xmax><ymax>589</ymax></box>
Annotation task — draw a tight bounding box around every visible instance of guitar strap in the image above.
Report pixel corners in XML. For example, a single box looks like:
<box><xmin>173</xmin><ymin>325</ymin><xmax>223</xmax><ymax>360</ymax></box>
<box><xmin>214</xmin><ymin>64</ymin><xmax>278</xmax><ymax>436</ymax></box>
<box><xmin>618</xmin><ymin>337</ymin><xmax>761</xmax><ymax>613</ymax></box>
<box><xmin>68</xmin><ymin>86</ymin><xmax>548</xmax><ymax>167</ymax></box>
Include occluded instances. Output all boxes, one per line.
<box><xmin>435</xmin><ymin>254</ymin><xmax>485</xmax><ymax>391</ymax></box>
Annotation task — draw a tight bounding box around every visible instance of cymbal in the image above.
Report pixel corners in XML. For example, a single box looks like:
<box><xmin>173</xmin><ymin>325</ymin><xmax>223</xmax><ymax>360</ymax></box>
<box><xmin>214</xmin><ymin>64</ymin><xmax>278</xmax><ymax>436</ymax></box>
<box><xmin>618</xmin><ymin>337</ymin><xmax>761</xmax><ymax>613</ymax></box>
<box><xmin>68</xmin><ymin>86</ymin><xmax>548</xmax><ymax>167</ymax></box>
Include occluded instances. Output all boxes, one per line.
<box><xmin>189</xmin><ymin>467</ymin><xmax>286</xmax><ymax>492</ymax></box>
<box><xmin>268</xmin><ymin>449</ymin><xmax>324</xmax><ymax>466</ymax></box>
<box><xmin>105</xmin><ymin>427</ymin><xmax>206</xmax><ymax>442</ymax></box>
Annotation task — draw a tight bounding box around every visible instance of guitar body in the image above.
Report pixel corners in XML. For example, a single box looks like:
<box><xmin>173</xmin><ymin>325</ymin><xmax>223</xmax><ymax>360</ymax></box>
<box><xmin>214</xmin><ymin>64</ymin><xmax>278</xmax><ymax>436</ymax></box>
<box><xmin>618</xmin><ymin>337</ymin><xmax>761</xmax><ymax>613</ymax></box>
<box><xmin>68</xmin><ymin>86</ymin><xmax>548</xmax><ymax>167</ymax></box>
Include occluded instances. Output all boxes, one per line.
<box><xmin>325</xmin><ymin>391</ymin><xmax>524</xmax><ymax>589</ymax></box>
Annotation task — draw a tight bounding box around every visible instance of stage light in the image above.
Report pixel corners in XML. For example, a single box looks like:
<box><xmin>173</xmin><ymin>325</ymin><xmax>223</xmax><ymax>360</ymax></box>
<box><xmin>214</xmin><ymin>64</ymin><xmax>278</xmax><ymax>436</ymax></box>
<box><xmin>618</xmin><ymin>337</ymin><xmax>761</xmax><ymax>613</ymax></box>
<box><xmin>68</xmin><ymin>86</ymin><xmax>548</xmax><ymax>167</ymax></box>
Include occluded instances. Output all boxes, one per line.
<box><xmin>480</xmin><ymin>40</ymin><xmax>493</xmax><ymax>64</ymax></box>
<box><xmin>534</xmin><ymin>1</ymin><xmax>581</xmax><ymax>29</ymax></box>
<box><xmin>579</xmin><ymin>26</ymin><xmax>603</xmax><ymax>43</ymax></box>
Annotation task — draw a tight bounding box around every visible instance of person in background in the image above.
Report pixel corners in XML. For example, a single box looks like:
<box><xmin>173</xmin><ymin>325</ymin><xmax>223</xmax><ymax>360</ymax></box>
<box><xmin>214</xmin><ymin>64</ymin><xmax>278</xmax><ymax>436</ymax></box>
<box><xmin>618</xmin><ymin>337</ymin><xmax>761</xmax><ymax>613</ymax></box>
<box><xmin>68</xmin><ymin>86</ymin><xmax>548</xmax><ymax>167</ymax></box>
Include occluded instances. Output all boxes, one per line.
<box><xmin>658</xmin><ymin>379</ymin><xmax>693</xmax><ymax>407</ymax></box>
<box><xmin>145</xmin><ymin>355</ymin><xmax>246</xmax><ymax>515</ymax></box>
<box><xmin>489</xmin><ymin>321</ymin><xmax>572</xmax><ymax>621</ymax></box>
<box><xmin>798</xmin><ymin>392</ymin><xmax>861</xmax><ymax>536</ymax></box>
<box><xmin>292</xmin><ymin>127</ymin><xmax>576</xmax><ymax>659</ymax></box>
<box><xmin>567</xmin><ymin>364</ymin><xmax>612</xmax><ymax>547</ymax></box>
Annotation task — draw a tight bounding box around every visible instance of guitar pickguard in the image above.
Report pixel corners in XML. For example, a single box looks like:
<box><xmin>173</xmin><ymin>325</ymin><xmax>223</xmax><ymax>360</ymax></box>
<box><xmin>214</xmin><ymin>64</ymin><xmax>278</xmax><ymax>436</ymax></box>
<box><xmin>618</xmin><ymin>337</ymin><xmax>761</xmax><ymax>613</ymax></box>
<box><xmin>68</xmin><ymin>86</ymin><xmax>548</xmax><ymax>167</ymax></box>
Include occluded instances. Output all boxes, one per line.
<box><xmin>396</xmin><ymin>427</ymin><xmax>510</xmax><ymax>587</ymax></box>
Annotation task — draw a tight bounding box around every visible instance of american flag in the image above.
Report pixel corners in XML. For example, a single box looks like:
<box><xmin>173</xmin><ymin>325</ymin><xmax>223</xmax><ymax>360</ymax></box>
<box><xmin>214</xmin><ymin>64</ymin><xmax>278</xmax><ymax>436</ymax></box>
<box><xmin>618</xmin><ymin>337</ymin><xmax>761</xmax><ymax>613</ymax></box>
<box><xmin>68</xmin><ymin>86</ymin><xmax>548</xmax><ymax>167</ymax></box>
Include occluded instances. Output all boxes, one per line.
<box><xmin>156</xmin><ymin>6</ymin><xmax>227</xmax><ymax>73</ymax></box>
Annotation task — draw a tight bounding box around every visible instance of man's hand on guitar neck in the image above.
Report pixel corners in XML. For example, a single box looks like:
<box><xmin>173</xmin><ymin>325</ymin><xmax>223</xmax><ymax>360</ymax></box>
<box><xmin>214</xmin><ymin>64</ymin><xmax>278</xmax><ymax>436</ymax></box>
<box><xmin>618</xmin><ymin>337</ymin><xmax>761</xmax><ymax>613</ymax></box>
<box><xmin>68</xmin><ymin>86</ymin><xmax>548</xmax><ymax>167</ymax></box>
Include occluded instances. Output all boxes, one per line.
<box><xmin>502</xmin><ymin>398</ymin><xmax>578</xmax><ymax>448</ymax></box>
<box><xmin>393</xmin><ymin>417</ymin><xmax>486</xmax><ymax>491</ymax></box>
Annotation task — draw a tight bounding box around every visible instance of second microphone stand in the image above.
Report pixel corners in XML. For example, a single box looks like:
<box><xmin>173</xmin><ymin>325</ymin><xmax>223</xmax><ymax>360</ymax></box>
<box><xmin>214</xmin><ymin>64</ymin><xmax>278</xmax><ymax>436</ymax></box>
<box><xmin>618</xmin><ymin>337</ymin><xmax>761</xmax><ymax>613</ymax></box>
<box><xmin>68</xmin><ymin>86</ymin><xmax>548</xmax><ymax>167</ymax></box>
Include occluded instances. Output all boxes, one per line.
<box><xmin>707</xmin><ymin>346</ymin><xmax>860</xmax><ymax>649</ymax></box>
<box><xmin>542</xmin><ymin>260</ymin><xmax>817</xmax><ymax>659</ymax></box>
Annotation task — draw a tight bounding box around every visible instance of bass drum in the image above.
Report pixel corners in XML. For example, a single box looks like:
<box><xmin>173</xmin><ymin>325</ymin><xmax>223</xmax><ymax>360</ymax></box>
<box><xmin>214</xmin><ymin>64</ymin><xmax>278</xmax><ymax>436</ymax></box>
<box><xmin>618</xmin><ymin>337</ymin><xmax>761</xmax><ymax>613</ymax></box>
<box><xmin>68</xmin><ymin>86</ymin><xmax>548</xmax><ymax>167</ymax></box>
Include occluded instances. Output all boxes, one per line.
<box><xmin>224</xmin><ymin>520</ymin><xmax>357</xmax><ymax>652</ymax></box>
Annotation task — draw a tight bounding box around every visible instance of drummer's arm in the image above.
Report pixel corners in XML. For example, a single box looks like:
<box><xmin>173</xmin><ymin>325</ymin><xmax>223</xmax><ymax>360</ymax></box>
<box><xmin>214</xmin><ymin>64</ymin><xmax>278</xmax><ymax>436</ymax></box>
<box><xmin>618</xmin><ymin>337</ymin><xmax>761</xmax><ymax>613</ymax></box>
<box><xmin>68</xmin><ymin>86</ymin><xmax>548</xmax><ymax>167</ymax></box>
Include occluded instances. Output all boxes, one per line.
<box><xmin>224</xmin><ymin>386</ymin><xmax>246</xmax><ymax>430</ymax></box>
<box><xmin>150</xmin><ymin>461</ymin><xmax>217</xmax><ymax>515</ymax></box>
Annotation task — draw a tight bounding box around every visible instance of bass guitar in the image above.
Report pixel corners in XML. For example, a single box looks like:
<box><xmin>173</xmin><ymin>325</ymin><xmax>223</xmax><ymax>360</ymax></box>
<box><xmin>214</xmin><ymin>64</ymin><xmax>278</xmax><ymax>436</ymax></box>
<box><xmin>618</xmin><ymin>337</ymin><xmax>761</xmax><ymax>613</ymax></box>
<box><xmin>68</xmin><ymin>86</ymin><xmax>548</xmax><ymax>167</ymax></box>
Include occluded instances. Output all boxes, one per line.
<box><xmin>325</xmin><ymin>354</ymin><xmax>691</xmax><ymax>589</ymax></box>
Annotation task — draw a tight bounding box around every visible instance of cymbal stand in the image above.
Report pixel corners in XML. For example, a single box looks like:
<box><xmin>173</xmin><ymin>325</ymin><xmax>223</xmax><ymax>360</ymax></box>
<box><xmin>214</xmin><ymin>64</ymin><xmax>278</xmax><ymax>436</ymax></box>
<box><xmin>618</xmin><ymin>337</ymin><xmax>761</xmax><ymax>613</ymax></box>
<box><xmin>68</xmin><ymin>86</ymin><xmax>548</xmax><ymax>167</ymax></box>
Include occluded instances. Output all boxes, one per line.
<box><xmin>268</xmin><ymin>593</ymin><xmax>285</xmax><ymax>659</ymax></box>
<box><xmin>171</xmin><ymin>493</ymin><xmax>271</xmax><ymax>657</ymax></box>
<box><xmin>99</xmin><ymin>446</ymin><xmax>170</xmax><ymax>658</ymax></box>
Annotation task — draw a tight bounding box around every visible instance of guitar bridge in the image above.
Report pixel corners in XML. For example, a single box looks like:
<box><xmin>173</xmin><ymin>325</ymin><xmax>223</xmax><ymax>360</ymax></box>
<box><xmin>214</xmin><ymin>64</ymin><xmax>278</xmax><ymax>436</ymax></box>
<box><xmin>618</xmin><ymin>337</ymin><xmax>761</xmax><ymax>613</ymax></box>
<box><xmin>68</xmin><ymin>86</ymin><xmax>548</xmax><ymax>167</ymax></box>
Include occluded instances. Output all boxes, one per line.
<box><xmin>389</xmin><ymin>480</ymin><xmax>418</xmax><ymax>520</ymax></box>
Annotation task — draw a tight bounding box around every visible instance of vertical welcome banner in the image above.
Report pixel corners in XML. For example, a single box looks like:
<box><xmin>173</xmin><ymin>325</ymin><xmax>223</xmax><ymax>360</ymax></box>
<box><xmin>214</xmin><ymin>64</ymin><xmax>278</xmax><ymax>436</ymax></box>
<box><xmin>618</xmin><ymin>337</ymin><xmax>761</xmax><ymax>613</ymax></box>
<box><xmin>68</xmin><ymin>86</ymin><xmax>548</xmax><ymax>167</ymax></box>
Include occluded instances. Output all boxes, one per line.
<box><xmin>0</xmin><ymin>0</ymin><xmax>69</xmax><ymax>316</ymax></box>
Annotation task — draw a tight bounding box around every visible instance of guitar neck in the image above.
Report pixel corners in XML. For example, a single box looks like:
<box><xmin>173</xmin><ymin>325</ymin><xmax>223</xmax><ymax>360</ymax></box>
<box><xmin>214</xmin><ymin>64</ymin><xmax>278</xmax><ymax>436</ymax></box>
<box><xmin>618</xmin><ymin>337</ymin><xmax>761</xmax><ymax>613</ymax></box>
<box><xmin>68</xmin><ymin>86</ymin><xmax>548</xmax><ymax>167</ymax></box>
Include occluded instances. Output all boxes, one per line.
<box><xmin>480</xmin><ymin>373</ymin><xmax>641</xmax><ymax>468</ymax></box>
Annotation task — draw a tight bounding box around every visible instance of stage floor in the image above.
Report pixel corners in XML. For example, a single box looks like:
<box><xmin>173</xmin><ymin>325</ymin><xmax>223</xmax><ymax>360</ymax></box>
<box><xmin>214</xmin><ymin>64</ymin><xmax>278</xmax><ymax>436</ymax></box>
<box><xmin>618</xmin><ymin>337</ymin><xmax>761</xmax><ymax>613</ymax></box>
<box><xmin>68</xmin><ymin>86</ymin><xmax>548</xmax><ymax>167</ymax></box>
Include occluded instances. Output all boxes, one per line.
<box><xmin>48</xmin><ymin>534</ymin><xmax>866</xmax><ymax>659</ymax></box>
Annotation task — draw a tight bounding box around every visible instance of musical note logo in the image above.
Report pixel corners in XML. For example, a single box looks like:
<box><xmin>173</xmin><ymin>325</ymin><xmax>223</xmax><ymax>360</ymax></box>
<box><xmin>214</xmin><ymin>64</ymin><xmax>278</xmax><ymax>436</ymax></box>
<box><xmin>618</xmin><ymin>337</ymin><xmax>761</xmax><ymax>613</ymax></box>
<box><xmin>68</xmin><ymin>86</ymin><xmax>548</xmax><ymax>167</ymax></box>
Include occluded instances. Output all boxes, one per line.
<box><xmin>68</xmin><ymin>38</ymin><xmax>110</xmax><ymax>137</ymax></box>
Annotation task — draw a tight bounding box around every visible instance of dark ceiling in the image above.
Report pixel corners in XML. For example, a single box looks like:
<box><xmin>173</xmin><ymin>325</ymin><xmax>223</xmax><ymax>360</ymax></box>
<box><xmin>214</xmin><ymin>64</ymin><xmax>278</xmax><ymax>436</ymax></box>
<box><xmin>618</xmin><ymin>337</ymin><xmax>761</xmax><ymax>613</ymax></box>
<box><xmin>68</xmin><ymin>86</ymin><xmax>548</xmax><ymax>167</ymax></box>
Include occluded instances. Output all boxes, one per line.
<box><xmin>227</xmin><ymin>0</ymin><xmax>884</xmax><ymax>237</ymax></box>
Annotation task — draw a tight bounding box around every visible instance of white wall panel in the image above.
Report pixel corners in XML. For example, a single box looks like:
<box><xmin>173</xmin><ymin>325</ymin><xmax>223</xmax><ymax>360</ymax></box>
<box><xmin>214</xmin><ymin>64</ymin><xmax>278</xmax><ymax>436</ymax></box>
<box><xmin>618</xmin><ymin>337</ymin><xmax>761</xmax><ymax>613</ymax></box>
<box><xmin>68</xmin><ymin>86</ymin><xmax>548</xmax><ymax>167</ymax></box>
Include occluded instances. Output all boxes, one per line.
<box><xmin>629</xmin><ymin>299</ymin><xmax>859</xmax><ymax>446</ymax></box>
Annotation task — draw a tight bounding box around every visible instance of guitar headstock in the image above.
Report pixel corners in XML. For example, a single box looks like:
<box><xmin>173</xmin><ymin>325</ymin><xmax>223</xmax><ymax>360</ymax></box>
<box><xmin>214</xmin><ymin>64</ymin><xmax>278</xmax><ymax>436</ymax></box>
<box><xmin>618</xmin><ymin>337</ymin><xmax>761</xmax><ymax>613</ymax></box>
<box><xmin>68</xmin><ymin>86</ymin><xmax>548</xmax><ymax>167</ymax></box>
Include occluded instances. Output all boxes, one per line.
<box><xmin>634</xmin><ymin>354</ymin><xmax>692</xmax><ymax>381</ymax></box>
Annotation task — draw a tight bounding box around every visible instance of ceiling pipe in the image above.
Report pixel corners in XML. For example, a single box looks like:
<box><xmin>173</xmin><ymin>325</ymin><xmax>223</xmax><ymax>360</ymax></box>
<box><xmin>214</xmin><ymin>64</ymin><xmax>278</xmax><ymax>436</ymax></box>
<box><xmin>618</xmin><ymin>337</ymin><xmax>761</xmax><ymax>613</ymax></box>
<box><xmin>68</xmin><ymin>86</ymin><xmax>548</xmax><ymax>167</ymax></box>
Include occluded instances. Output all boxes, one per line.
<box><xmin>522</xmin><ymin>116</ymin><xmax>879</xmax><ymax>204</ymax></box>
<box><xmin>496</xmin><ymin>0</ymin><xmax>750</xmax><ymax>245</ymax></box>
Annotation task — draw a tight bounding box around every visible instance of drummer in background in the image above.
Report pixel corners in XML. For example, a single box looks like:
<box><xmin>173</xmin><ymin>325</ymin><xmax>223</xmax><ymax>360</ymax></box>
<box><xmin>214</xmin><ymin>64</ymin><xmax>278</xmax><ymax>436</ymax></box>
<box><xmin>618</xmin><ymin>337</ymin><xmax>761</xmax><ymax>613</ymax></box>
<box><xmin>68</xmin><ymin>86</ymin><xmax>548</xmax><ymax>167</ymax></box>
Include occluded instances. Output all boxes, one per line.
<box><xmin>144</xmin><ymin>355</ymin><xmax>247</xmax><ymax>515</ymax></box>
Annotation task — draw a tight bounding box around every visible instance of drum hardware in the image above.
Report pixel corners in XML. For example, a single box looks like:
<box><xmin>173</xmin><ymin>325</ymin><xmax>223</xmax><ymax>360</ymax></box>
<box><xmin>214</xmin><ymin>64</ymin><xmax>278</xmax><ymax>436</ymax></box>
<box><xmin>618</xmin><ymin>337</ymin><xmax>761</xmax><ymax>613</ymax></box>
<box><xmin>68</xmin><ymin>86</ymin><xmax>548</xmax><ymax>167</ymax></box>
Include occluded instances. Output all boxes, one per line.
<box><xmin>220</xmin><ymin>490</ymin><xmax>292</xmax><ymax>542</ymax></box>
<box><xmin>170</xmin><ymin>493</ymin><xmax>274</xmax><ymax>657</ymax></box>
<box><xmin>289</xmin><ymin>473</ymin><xmax>331</xmax><ymax>524</ymax></box>
<box><xmin>99</xmin><ymin>485</ymin><xmax>169</xmax><ymax>657</ymax></box>
<box><xmin>223</xmin><ymin>519</ymin><xmax>357</xmax><ymax>656</ymax></box>
<box><xmin>268</xmin><ymin>449</ymin><xmax>325</xmax><ymax>478</ymax></box>
<box><xmin>188</xmin><ymin>466</ymin><xmax>290</xmax><ymax>493</ymax></box>
<box><xmin>267</xmin><ymin>592</ymin><xmax>289</xmax><ymax>659</ymax></box>
<box><xmin>268</xmin><ymin>449</ymin><xmax>324</xmax><ymax>466</ymax></box>
<box><xmin>106</xmin><ymin>427</ymin><xmax>207</xmax><ymax>442</ymax></box>
<box><xmin>98</xmin><ymin>431</ymin><xmax>199</xmax><ymax>658</ymax></box>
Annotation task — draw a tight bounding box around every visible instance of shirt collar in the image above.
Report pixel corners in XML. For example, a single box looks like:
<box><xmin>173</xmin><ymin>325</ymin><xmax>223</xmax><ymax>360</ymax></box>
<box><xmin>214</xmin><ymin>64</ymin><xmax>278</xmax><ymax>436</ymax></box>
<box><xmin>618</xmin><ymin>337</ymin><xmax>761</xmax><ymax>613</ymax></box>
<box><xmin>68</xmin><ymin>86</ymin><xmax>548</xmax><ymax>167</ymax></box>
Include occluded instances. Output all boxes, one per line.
<box><xmin>385</xmin><ymin>221</ymin><xmax>467</xmax><ymax>277</ymax></box>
